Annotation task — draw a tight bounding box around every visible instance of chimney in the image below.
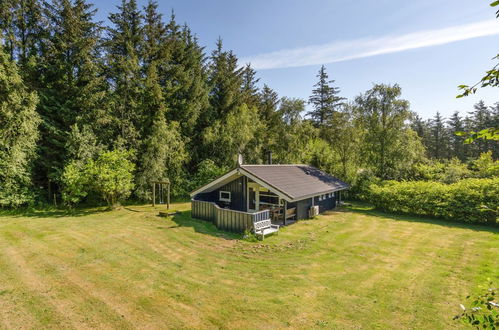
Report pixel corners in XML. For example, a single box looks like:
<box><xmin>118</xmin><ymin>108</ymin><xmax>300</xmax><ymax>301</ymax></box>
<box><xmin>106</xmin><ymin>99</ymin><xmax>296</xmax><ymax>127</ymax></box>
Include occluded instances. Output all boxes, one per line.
<box><xmin>266</xmin><ymin>150</ymin><xmax>272</xmax><ymax>165</ymax></box>
<box><xmin>237</xmin><ymin>153</ymin><xmax>243</xmax><ymax>166</ymax></box>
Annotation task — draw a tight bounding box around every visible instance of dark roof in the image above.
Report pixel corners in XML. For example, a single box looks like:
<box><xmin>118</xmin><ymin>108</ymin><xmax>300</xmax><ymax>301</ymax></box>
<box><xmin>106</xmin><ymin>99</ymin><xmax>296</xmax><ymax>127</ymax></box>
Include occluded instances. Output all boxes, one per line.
<box><xmin>240</xmin><ymin>164</ymin><xmax>349</xmax><ymax>200</ymax></box>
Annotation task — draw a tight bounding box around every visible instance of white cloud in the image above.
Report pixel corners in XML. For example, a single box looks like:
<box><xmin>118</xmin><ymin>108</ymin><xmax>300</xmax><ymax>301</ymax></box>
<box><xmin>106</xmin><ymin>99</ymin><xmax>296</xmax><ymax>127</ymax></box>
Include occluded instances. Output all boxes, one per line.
<box><xmin>241</xmin><ymin>20</ymin><xmax>499</xmax><ymax>70</ymax></box>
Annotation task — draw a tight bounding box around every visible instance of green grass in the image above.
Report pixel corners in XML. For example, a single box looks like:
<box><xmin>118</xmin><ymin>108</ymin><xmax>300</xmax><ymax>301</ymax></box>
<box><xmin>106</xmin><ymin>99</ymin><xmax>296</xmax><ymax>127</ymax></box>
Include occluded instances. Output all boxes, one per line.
<box><xmin>0</xmin><ymin>202</ymin><xmax>497</xmax><ymax>329</ymax></box>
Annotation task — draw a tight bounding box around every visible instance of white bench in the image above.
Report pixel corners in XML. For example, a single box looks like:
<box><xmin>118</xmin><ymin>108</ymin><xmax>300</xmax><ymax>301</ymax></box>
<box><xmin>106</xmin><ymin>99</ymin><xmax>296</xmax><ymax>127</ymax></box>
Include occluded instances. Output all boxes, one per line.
<box><xmin>253</xmin><ymin>219</ymin><xmax>279</xmax><ymax>240</ymax></box>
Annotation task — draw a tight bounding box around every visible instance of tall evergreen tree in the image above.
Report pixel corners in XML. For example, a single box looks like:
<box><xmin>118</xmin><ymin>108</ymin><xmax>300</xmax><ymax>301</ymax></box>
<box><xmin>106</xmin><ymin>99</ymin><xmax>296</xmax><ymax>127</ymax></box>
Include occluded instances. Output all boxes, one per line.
<box><xmin>161</xmin><ymin>13</ymin><xmax>209</xmax><ymax>165</ymax></box>
<box><xmin>428</xmin><ymin>112</ymin><xmax>449</xmax><ymax>159</ymax></box>
<box><xmin>105</xmin><ymin>0</ymin><xmax>144</xmax><ymax>149</ymax></box>
<box><xmin>36</xmin><ymin>0</ymin><xmax>104</xmax><ymax>190</ymax></box>
<box><xmin>447</xmin><ymin>111</ymin><xmax>467</xmax><ymax>160</ymax></box>
<box><xmin>308</xmin><ymin>65</ymin><xmax>345</xmax><ymax>125</ymax></box>
<box><xmin>206</xmin><ymin>38</ymin><xmax>243</xmax><ymax>122</ymax></box>
<box><xmin>201</xmin><ymin>38</ymin><xmax>243</xmax><ymax>163</ymax></box>
<box><xmin>469</xmin><ymin>100</ymin><xmax>494</xmax><ymax>156</ymax></box>
<box><xmin>136</xmin><ymin>62</ymin><xmax>187</xmax><ymax>199</ymax></box>
<box><xmin>240</xmin><ymin>63</ymin><xmax>260</xmax><ymax>108</ymax></box>
<box><xmin>13</xmin><ymin>0</ymin><xmax>44</xmax><ymax>65</ymax></box>
<box><xmin>259</xmin><ymin>84</ymin><xmax>279</xmax><ymax>124</ymax></box>
<box><xmin>0</xmin><ymin>45</ymin><xmax>40</xmax><ymax>206</ymax></box>
<box><xmin>256</xmin><ymin>84</ymin><xmax>280</xmax><ymax>160</ymax></box>
<box><xmin>0</xmin><ymin>0</ymin><xmax>16</xmax><ymax>59</ymax></box>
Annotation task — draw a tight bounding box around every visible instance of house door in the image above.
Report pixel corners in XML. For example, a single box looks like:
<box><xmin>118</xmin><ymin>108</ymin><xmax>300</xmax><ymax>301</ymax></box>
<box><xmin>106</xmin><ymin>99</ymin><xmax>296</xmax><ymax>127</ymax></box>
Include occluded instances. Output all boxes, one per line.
<box><xmin>247</xmin><ymin>182</ymin><xmax>259</xmax><ymax>212</ymax></box>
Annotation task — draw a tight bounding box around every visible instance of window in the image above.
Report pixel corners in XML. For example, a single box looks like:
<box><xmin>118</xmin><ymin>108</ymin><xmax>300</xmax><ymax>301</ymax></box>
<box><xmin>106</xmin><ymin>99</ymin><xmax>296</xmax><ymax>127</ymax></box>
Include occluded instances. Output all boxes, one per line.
<box><xmin>219</xmin><ymin>191</ymin><xmax>231</xmax><ymax>202</ymax></box>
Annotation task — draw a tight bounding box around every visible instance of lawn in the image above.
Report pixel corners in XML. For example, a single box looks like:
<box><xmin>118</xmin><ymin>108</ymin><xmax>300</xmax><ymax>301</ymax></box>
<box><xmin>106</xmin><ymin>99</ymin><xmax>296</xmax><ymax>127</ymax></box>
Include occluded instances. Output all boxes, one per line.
<box><xmin>0</xmin><ymin>202</ymin><xmax>497</xmax><ymax>329</ymax></box>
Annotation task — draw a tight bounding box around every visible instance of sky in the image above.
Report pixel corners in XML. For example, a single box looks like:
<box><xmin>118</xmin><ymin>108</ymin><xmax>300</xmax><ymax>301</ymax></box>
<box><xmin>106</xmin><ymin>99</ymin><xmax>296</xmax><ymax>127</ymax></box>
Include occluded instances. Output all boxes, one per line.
<box><xmin>94</xmin><ymin>0</ymin><xmax>499</xmax><ymax>119</ymax></box>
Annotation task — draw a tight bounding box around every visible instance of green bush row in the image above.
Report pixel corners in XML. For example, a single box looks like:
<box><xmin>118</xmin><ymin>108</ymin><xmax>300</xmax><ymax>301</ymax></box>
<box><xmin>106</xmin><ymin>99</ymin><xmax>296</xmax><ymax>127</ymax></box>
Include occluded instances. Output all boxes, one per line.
<box><xmin>366</xmin><ymin>178</ymin><xmax>499</xmax><ymax>224</ymax></box>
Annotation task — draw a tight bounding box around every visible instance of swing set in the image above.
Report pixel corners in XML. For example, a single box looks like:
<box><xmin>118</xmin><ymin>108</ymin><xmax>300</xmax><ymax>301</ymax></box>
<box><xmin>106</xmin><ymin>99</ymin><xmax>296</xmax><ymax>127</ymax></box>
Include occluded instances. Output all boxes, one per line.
<box><xmin>152</xmin><ymin>180</ymin><xmax>170</xmax><ymax>209</ymax></box>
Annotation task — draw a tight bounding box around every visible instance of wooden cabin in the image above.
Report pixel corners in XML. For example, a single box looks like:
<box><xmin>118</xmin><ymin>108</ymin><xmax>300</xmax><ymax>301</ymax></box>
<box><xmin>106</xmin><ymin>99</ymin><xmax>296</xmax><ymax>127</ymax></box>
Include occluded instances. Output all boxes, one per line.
<box><xmin>190</xmin><ymin>164</ymin><xmax>349</xmax><ymax>233</ymax></box>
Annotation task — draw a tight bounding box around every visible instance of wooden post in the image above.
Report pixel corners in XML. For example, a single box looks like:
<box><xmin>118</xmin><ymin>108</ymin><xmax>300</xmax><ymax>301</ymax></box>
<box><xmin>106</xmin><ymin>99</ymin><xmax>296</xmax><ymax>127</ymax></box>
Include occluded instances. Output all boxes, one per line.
<box><xmin>167</xmin><ymin>183</ymin><xmax>170</xmax><ymax>210</ymax></box>
<box><xmin>152</xmin><ymin>183</ymin><xmax>156</xmax><ymax>207</ymax></box>
<box><xmin>283</xmin><ymin>200</ymin><xmax>287</xmax><ymax>226</ymax></box>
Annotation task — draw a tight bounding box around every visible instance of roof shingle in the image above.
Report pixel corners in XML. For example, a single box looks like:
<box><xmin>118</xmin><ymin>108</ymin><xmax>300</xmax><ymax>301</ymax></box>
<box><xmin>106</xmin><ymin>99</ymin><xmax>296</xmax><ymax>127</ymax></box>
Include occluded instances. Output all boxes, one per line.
<box><xmin>240</xmin><ymin>165</ymin><xmax>349</xmax><ymax>200</ymax></box>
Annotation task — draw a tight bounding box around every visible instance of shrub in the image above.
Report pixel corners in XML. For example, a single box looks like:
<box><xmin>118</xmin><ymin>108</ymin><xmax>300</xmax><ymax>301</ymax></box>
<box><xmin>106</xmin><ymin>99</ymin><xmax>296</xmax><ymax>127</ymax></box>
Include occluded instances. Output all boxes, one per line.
<box><xmin>61</xmin><ymin>149</ymin><xmax>135</xmax><ymax>208</ymax></box>
<box><xmin>366</xmin><ymin>178</ymin><xmax>498</xmax><ymax>224</ymax></box>
<box><xmin>61</xmin><ymin>161</ymin><xmax>91</xmax><ymax>205</ymax></box>
<box><xmin>87</xmin><ymin>150</ymin><xmax>135</xmax><ymax>208</ymax></box>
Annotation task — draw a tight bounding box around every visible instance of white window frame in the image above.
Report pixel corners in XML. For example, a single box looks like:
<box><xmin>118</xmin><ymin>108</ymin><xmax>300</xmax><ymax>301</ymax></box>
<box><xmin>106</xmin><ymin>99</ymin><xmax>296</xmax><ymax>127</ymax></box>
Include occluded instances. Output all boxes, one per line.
<box><xmin>219</xmin><ymin>191</ymin><xmax>231</xmax><ymax>202</ymax></box>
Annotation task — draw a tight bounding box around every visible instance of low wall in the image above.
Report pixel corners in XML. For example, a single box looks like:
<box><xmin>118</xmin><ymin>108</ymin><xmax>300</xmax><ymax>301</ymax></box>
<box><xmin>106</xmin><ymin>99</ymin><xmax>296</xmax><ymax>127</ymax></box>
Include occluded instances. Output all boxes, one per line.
<box><xmin>191</xmin><ymin>199</ymin><xmax>270</xmax><ymax>233</ymax></box>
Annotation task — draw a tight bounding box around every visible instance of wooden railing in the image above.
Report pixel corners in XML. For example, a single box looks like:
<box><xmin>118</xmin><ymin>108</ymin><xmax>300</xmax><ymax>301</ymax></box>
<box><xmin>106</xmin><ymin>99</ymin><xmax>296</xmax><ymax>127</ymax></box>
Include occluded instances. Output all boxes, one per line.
<box><xmin>191</xmin><ymin>199</ymin><xmax>270</xmax><ymax>233</ymax></box>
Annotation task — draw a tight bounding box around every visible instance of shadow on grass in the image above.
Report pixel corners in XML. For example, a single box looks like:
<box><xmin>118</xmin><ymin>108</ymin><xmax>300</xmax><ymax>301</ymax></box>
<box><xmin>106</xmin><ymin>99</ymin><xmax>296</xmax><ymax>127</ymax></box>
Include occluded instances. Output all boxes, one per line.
<box><xmin>0</xmin><ymin>207</ymin><xmax>106</xmax><ymax>219</ymax></box>
<box><xmin>169</xmin><ymin>210</ymin><xmax>241</xmax><ymax>240</ymax></box>
<box><xmin>343</xmin><ymin>202</ymin><xmax>499</xmax><ymax>234</ymax></box>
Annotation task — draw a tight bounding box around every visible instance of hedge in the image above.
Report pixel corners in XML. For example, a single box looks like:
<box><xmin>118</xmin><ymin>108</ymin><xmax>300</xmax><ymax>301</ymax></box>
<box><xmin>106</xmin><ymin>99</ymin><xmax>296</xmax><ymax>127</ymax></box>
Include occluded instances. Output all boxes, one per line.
<box><xmin>366</xmin><ymin>178</ymin><xmax>499</xmax><ymax>225</ymax></box>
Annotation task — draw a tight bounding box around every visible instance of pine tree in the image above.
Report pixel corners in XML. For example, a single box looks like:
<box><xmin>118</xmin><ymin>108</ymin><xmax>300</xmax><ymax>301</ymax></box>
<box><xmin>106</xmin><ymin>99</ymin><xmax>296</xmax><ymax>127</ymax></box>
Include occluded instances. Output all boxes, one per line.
<box><xmin>259</xmin><ymin>84</ymin><xmax>279</xmax><ymax>123</ymax></box>
<box><xmin>142</xmin><ymin>0</ymin><xmax>166</xmax><ymax>68</ymax></box>
<box><xmin>469</xmin><ymin>101</ymin><xmax>493</xmax><ymax>156</ymax></box>
<box><xmin>0</xmin><ymin>0</ymin><xmax>16</xmax><ymax>59</ymax></box>
<box><xmin>206</xmin><ymin>38</ymin><xmax>243</xmax><ymax>122</ymax></box>
<box><xmin>256</xmin><ymin>84</ymin><xmax>280</xmax><ymax>160</ymax></box>
<box><xmin>136</xmin><ymin>62</ymin><xmax>187</xmax><ymax>199</ymax></box>
<box><xmin>105</xmin><ymin>0</ymin><xmax>144</xmax><ymax>149</ymax></box>
<box><xmin>0</xmin><ymin>45</ymin><xmax>40</xmax><ymax>206</ymax></box>
<box><xmin>240</xmin><ymin>63</ymin><xmax>260</xmax><ymax>108</ymax></box>
<box><xmin>201</xmin><ymin>38</ymin><xmax>243</xmax><ymax>163</ymax></box>
<box><xmin>162</xmin><ymin>14</ymin><xmax>209</xmax><ymax>161</ymax></box>
<box><xmin>447</xmin><ymin>111</ymin><xmax>467</xmax><ymax>160</ymax></box>
<box><xmin>308</xmin><ymin>65</ymin><xmax>345</xmax><ymax>125</ymax></box>
<box><xmin>428</xmin><ymin>112</ymin><xmax>449</xmax><ymax>159</ymax></box>
<box><xmin>14</xmin><ymin>0</ymin><xmax>44</xmax><ymax>65</ymax></box>
<box><xmin>35</xmin><ymin>0</ymin><xmax>104</xmax><ymax>190</ymax></box>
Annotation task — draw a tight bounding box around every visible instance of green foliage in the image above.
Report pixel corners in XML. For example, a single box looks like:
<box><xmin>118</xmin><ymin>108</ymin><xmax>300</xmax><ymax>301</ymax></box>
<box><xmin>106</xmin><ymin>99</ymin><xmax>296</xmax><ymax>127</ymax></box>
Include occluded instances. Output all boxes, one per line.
<box><xmin>135</xmin><ymin>61</ymin><xmax>188</xmax><ymax>199</ymax></box>
<box><xmin>241</xmin><ymin>229</ymin><xmax>259</xmax><ymax>242</ymax></box>
<box><xmin>36</xmin><ymin>0</ymin><xmax>104</xmax><ymax>186</ymax></box>
<box><xmin>62</xmin><ymin>149</ymin><xmax>135</xmax><ymax>208</ymax></box>
<box><xmin>456</xmin><ymin>128</ymin><xmax>499</xmax><ymax>144</ymax></box>
<box><xmin>367</xmin><ymin>179</ymin><xmax>499</xmax><ymax>224</ymax></box>
<box><xmin>89</xmin><ymin>150</ymin><xmax>135</xmax><ymax>208</ymax></box>
<box><xmin>189</xmin><ymin>160</ymin><xmax>227</xmax><ymax>192</ymax></box>
<box><xmin>414</xmin><ymin>158</ymin><xmax>471</xmax><ymax>184</ymax></box>
<box><xmin>105</xmin><ymin>0</ymin><xmax>144</xmax><ymax>150</ymax></box>
<box><xmin>454</xmin><ymin>281</ymin><xmax>499</xmax><ymax>329</ymax></box>
<box><xmin>472</xmin><ymin>151</ymin><xmax>499</xmax><ymax>178</ymax></box>
<box><xmin>61</xmin><ymin>160</ymin><xmax>90</xmax><ymax>205</ymax></box>
<box><xmin>0</xmin><ymin>45</ymin><xmax>39</xmax><ymax>207</ymax></box>
<box><xmin>354</xmin><ymin>84</ymin><xmax>425</xmax><ymax>180</ymax></box>
<box><xmin>203</xmin><ymin>104</ymin><xmax>262</xmax><ymax>167</ymax></box>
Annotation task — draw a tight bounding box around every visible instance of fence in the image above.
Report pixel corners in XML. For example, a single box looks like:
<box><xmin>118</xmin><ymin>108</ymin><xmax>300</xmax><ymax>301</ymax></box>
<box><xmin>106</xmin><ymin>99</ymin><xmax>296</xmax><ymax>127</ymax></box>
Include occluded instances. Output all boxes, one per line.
<box><xmin>191</xmin><ymin>199</ymin><xmax>270</xmax><ymax>233</ymax></box>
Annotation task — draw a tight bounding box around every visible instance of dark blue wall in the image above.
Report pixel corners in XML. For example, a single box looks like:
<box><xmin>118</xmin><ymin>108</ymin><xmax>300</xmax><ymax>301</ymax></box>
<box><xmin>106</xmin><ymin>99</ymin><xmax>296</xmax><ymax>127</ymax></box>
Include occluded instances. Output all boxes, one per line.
<box><xmin>194</xmin><ymin>174</ymin><xmax>340</xmax><ymax>219</ymax></box>
<box><xmin>313</xmin><ymin>193</ymin><xmax>336</xmax><ymax>213</ymax></box>
<box><xmin>194</xmin><ymin>176</ymin><xmax>247</xmax><ymax>211</ymax></box>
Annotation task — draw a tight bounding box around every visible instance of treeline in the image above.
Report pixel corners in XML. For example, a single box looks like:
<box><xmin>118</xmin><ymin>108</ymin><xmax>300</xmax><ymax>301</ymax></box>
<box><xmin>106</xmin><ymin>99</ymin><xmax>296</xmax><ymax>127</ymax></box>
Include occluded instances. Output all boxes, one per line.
<box><xmin>412</xmin><ymin>102</ymin><xmax>498</xmax><ymax>160</ymax></box>
<box><xmin>0</xmin><ymin>0</ymin><xmax>497</xmax><ymax>208</ymax></box>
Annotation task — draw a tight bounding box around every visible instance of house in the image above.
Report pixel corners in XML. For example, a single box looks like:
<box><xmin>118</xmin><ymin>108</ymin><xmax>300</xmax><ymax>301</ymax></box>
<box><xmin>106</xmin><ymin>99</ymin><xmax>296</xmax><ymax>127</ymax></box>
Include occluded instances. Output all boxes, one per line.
<box><xmin>190</xmin><ymin>161</ymin><xmax>349</xmax><ymax>233</ymax></box>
